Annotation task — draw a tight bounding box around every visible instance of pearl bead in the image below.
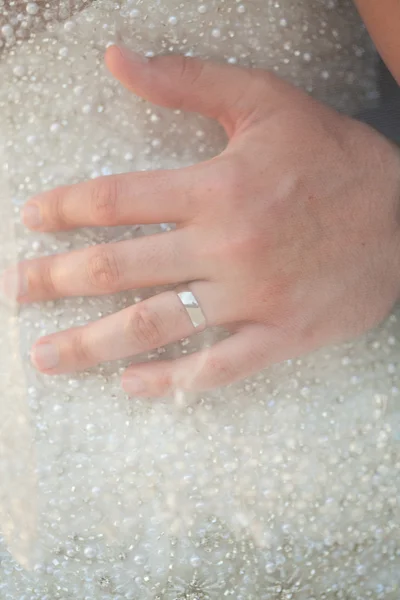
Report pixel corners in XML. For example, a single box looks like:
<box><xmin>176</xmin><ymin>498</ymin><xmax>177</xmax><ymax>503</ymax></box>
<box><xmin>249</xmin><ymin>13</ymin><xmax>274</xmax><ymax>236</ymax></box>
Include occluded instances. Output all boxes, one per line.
<box><xmin>26</xmin><ymin>3</ymin><xmax>40</xmax><ymax>16</ymax></box>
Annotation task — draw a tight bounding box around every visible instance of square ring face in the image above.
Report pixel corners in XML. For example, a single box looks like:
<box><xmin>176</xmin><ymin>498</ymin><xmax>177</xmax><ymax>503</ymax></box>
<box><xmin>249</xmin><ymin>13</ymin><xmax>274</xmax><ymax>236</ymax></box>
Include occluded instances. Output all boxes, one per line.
<box><xmin>177</xmin><ymin>290</ymin><xmax>206</xmax><ymax>328</ymax></box>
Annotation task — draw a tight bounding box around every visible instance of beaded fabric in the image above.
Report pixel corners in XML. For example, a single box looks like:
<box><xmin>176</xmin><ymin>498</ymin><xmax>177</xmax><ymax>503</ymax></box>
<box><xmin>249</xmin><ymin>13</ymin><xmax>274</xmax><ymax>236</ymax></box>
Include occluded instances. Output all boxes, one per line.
<box><xmin>0</xmin><ymin>1</ymin><xmax>399</xmax><ymax>599</ymax></box>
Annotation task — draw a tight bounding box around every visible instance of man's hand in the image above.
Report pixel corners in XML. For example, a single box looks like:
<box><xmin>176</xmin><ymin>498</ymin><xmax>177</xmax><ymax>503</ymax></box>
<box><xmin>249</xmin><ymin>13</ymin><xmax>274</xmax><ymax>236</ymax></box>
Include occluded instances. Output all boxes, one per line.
<box><xmin>6</xmin><ymin>47</ymin><xmax>400</xmax><ymax>396</ymax></box>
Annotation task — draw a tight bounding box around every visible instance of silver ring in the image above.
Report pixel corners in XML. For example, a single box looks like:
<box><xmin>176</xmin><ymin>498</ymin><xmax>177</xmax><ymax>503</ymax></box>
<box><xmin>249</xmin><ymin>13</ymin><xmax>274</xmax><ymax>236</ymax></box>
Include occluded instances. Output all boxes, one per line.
<box><xmin>176</xmin><ymin>285</ymin><xmax>206</xmax><ymax>329</ymax></box>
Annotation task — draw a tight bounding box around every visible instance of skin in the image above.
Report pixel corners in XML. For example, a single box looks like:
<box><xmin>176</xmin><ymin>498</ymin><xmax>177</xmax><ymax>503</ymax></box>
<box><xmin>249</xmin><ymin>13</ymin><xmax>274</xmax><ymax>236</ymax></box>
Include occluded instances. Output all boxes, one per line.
<box><xmin>5</xmin><ymin>38</ymin><xmax>400</xmax><ymax>397</ymax></box>
<box><xmin>354</xmin><ymin>0</ymin><xmax>400</xmax><ymax>84</ymax></box>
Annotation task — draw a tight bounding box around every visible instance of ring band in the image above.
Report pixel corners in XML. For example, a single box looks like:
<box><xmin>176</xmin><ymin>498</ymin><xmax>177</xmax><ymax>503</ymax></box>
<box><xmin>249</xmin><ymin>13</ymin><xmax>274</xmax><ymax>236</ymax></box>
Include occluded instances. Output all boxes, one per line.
<box><xmin>176</xmin><ymin>285</ymin><xmax>206</xmax><ymax>329</ymax></box>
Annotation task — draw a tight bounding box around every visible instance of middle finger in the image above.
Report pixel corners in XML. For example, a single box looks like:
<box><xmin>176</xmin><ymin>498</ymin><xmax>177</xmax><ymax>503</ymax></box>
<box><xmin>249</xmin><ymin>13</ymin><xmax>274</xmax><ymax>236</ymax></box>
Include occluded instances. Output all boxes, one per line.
<box><xmin>10</xmin><ymin>229</ymin><xmax>199</xmax><ymax>303</ymax></box>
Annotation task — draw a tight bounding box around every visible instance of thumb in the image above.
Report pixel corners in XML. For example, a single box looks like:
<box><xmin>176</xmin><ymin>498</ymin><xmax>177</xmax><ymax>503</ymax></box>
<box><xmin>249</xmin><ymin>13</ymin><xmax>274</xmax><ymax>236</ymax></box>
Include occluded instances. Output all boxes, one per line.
<box><xmin>105</xmin><ymin>46</ymin><xmax>269</xmax><ymax>137</ymax></box>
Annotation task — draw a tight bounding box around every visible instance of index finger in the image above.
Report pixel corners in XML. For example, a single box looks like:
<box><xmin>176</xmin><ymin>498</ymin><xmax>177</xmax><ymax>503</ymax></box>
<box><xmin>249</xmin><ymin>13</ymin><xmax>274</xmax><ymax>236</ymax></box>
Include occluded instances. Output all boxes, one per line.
<box><xmin>21</xmin><ymin>165</ymin><xmax>203</xmax><ymax>232</ymax></box>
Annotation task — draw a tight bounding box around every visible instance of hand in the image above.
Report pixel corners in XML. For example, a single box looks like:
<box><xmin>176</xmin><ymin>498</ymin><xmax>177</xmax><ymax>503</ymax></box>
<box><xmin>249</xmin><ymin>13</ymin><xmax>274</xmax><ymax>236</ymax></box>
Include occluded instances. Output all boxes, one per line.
<box><xmin>8</xmin><ymin>47</ymin><xmax>400</xmax><ymax>396</ymax></box>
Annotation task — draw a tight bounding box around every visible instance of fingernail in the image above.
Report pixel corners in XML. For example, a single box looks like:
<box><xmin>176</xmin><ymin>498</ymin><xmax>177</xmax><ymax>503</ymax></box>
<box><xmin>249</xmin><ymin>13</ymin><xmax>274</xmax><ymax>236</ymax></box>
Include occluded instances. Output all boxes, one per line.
<box><xmin>22</xmin><ymin>203</ymin><xmax>43</xmax><ymax>229</ymax></box>
<box><xmin>117</xmin><ymin>46</ymin><xmax>149</xmax><ymax>64</ymax></box>
<box><xmin>1</xmin><ymin>267</ymin><xmax>28</xmax><ymax>301</ymax></box>
<box><xmin>32</xmin><ymin>343</ymin><xmax>59</xmax><ymax>370</ymax></box>
<box><xmin>123</xmin><ymin>375</ymin><xmax>147</xmax><ymax>396</ymax></box>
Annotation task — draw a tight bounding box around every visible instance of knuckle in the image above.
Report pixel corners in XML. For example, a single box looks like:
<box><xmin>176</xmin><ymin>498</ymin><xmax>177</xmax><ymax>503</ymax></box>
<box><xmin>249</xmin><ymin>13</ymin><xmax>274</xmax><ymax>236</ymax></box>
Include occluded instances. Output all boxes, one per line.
<box><xmin>33</xmin><ymin>260</ymin><xmax>58</xmax><ymax>298</ymax></box>
<box><xmin>234</xmin><ymin>227</ymin><xmax>265</xmax><ymax>257</ymax></box>
<box><xmin>70</xmin><ymin>330</ymin><xmax>93</xmax><ymax>366</ymax></box>
<box><xmin>156</xmin><ymin>372</ymin><xmax>174</xmax><ymax>395</ymax></box>
<box><xmin>201</xmin><ymin>157</ymin><xmax>245</xmax><ymax>211</ymax></box>
<box><xmin>89</xmin><ymin>177</ymin><xmax>119</xmax><ymax>225</ymax></box>
<box><xmin>86</xmin><ymin>246</ymin><xmax>120</xmax><ymax>291</ymax></box>
<box><xmin>205</xmin><ymin>355</ymin><xmax>235</xmax><ymax>387</ymax></box>
<box><xmin>225</xmin><ymin>69</ymin><xmax>271</xmax><ymax>125</ymax></box>
<box><xmin>261</xmin><ymin>276</ymin><xmax>293</xmax><ymax>324</ymax></box>
<box><xmin>126</xmin><ymin>304</ymin><xmax>164</xmax><ymax>349</ymax></box>
<box><xmin>216</xmin><ymin>227</ymin><xmax>266</xmax><ymax>270</ymax></box>
<box><xmin>51</xmin><ymin>187</ymin><xmax>70</xmax><ymax>228</ymax></box>
<box><xmin>178</xmin><ymin>56</ymin><xmax>206</xmax><ymax>89</ymax></box>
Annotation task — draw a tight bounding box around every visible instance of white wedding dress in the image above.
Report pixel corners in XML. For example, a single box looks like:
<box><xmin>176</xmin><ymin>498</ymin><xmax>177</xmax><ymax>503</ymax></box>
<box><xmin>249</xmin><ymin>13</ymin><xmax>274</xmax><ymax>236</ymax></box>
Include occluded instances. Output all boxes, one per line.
<box><xmin>0</xmin><ymin>1</ymin><xmax>399</xmax><ymax>598</ymax></box>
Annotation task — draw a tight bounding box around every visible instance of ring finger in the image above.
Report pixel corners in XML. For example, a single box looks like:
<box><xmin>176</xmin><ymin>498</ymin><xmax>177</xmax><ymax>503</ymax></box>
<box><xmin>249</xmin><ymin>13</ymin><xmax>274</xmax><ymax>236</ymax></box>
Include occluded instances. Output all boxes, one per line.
<box><xmin>31</xmin><ymin>282</ymin><xmax>215</xmax><ymax>374</ymax></box>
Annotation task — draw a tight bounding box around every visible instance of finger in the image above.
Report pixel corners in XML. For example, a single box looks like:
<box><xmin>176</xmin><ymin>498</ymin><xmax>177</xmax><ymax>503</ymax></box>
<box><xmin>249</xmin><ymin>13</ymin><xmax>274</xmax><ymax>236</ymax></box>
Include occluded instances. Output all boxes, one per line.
<box><xmin>122</xmin><ymin>323</ymin><xmax>287</xmax><ymax>397</ymax></box>
<box><xmin>22</xmin><ymin>166</ymin><xmax>203</xmax><ymax>232</ymax></box>
<box><xmin>8</xmin><ymin>229</ymin><xmax>197</xmax><ymax>303</ymax></box>
<box><xmin>30</xmin><ymin>282</ymin><xmax>213</xmax><ymax>374</ymax></box>
<box><xmin>105</xmin><ymin>46</ymin><xmax>272</xmax><ymax>137</ymax></box>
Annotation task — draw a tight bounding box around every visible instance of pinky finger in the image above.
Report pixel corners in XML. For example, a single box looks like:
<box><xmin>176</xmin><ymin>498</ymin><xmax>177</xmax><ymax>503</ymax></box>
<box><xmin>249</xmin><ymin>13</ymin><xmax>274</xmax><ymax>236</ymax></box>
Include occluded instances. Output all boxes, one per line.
<box><xmin>122</xmin><ymin>323</ymin><xmax>288</xmax><ymax>397</ymax></box>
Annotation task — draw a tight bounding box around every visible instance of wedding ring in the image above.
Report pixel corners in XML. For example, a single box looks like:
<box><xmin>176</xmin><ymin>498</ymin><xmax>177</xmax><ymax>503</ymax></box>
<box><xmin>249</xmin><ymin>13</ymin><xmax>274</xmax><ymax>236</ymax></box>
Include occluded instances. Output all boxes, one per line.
<box><xmin>176</xmin><ymin>285</ymin><xmax>206</xmax><ymax>329</ymax></box>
